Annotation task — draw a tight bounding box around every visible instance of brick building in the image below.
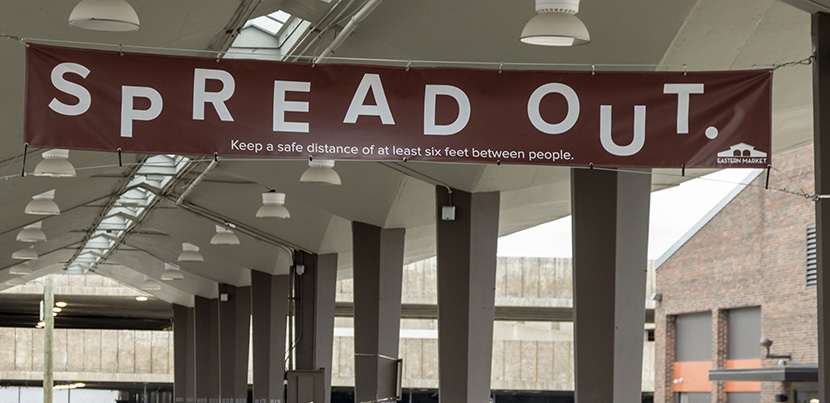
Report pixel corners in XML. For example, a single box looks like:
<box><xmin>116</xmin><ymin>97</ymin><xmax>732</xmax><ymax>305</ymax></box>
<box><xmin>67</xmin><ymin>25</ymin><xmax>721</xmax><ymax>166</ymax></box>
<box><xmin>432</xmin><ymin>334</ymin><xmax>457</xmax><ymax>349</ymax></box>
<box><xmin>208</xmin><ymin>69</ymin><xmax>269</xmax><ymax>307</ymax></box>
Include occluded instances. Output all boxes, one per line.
<box><xmin>655</xmin><ymin>143</ymin><xmax>819</xmax><ymax>403</ymax></box>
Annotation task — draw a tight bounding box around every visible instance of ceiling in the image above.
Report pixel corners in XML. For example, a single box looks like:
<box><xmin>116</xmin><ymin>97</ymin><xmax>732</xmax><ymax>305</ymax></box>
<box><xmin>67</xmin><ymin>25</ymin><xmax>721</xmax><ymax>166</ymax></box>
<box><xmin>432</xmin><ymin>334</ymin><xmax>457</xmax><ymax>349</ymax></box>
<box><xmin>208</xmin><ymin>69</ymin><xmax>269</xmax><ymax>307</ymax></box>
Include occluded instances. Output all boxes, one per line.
<box><xmin>0</xmin><ymin>0</ymin><xmax>817</xmax><ymax>307</ymax></box>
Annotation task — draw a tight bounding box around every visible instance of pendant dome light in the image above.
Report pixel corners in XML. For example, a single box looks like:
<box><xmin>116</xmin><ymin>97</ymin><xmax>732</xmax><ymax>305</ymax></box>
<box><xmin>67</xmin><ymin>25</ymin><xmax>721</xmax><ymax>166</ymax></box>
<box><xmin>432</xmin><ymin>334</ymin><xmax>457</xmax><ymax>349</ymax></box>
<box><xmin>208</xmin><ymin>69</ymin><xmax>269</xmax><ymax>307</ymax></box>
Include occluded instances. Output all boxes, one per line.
<box><xmin>160</xmin><ymin>263</ymin><xmax>184</xmax><ymax>281</ymax></box>
<box><xmin>300</xmin><ymin>160</ymin><xmax>341</xmax><ymax>185</ymax></box>
<box><xmin>33</xmin><ymin>149</ymin><xmax>76</xmax><ymax>177</ymax></box>
<box><xmin>178</xmin><ymin>242</ymin><xmax>204</xmax><ymax>262</ymax></box>
<box><xmin>12</xmin><ymin>246</ymin><xmax>38</xmax><ymax>260</ymax></box>
<box><xmin>521</xmin><ymin>0</ymin><xmax>590</xmax><ymax>46</ymax></box>
<box><xmin>69</xmin><ymin>0</ymin><xmax>140</xmax><ymax>32</ymax></box>
<box><xmin>9</xmin><ymin>263</ymin><xmax>33</xmax><ymax>276</ymax></box>
<box><xmin>210</xmin><ymin>225</ymin><xmax>240</xmax><ymax>245</ymax></box>
<box><xmin>256</xmin><ymin>191</ymin><xmax>290</xmax><ymax>219</ymax></box>
<box><xmin>139</xmin><ymin>276</ymin><xmax>161</xmax><ymax>291</ymax></box>
<box><xmin>25</xmin><ymin>190</ymin><xmax>60</xmax><ymax>216</ymax></box>
<box><xmin>17</xmin><ymin>221</ymin><xmax>47</xmax><ymax>243</ymax></box>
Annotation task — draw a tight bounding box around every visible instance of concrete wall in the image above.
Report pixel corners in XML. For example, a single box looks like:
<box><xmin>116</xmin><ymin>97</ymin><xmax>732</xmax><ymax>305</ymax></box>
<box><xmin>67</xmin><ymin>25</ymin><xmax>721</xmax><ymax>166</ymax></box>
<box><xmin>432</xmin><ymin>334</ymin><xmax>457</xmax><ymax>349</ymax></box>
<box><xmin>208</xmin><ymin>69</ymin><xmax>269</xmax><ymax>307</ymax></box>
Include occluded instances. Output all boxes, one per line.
<box><xmin>0</xmin><ymin>257</ymin><xmax>656</xmax><ymax>394</ymax></box>
<box><xmin>0</xmin><ymin>328</ymin><xmax>173</xmax><ymax>383</ymax></box>
<box><xmin>334</xmin><ymin>257</ymin><xmax>656</xmax><ymax>392</ymax></box>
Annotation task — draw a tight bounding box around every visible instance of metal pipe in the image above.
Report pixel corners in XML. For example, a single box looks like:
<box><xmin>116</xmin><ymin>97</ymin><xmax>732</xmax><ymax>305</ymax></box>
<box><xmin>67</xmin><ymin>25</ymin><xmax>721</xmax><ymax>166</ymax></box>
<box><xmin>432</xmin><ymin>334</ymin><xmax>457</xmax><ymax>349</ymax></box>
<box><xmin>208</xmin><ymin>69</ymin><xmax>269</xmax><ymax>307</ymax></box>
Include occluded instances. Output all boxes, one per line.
<box><xmin>43</xmin><ymin>275</ymin><xmax>54</xmax><ymax>403</ymax></box>
<box><xmin>176</xmin><ymin>159</ymin><xmax>217</xmax><ymax>206</ymax></box>
<box><xmin>315</xmin><ymin>0</ymin><xmax>384</xmax><ymax>62</ymax></box>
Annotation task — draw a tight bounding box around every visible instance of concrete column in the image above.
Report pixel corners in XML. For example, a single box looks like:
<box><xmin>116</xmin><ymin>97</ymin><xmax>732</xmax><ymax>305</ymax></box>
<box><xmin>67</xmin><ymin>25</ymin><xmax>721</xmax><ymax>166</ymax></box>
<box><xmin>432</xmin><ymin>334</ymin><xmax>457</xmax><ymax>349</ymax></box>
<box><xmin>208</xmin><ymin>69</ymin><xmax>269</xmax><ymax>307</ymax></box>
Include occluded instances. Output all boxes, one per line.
<box><xmin>435</xmin><ymin>187</ymin><xmax>500</xmax><ymax>403</ymax></box>
<box><xmin>352</xmin><ymin>222</ymin><xmax>405</xmax><ymax>403</ymax></box>
<box><xmin>294</xmin><ymin>252</ymin><xmax>338</xmax><ymax>403</ymax></box>
<box><xmin>195</xmin><ymin>297</ymin><xmax>221</xmax><ymax>403</ymax></box>
<box><xmin>814</xmin><ymin>11</ymin><xmax>830</xmax><ymax>401</ymax></box>
<box><xmin>570</xmin><ymin>168</ymin><xmax>651</xmax><ymax>403</ymax></box>
<box><xmin>219</xmin><ymin>285</ymin><xmax>251</xmax><ymax>403</ymax></box>
<box><xmin>173</xmin><ymin>304</ymin><xmax>197</xmax><ymax>403</ymax></box>
<box><xmin>251</xmin><ymin>271</ymin><xmax>290</xmax><ymax>403</ymax></box>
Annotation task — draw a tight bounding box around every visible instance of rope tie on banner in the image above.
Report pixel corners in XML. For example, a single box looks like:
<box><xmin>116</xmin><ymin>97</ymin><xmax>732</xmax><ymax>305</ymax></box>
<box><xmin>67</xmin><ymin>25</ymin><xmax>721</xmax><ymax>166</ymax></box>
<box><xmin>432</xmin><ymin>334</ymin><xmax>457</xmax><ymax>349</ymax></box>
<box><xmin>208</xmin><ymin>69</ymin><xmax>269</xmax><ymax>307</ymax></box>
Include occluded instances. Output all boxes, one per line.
<box><xmin>772</xmin><ymin>53</ymin><xmax>815</xmax><ymax>70</ymax></box>
<box><xmin>765</xmin><ymin>165</ymin><xmax>771</xmax><ymax>189</ymax></box>
<box><xmin>214</xmin><ymin>152</ymin><xmax>218</xmax><ymax>162</ymax></box>
<box><xmin>591</xmin><ymin>65</ymin><xmax>596</xmax><ymax>76</ymax></box>
<box><xmin>405</xmin><ymin>60</ymin><xmax>411</xmax><ymax>72</ymax></box>
<box><xmin>118</xmin><ymin>44</ymin><xmax>123</xmax><ymax>56</ymax></box>
<box><xmin>21</xmin><ymin>143</ymin><xmax>28</xmax><ymax>177</ymax></box>
<box><xmin>499</xmin><ymin>62</ymin><xmax>504</xmax><ymax>74</ymax></box>
<box><xmin>681</xmin><ymin>163</ymin><xmax>686</xmax><ymax>177</ymax></box>
<box><xmin>683</xmin><ymin>64</ymin><xmax>687</xmax><ymax>76</ymax></box>
<box><xmin>117</xmin><ymin>148</ymin><xmax>122</xmax><ymax>167</ymax></box>
<box><xmin>589</xmin><ymin>162</ymin><xmax>593</xmax><ymax>170</ymax></box>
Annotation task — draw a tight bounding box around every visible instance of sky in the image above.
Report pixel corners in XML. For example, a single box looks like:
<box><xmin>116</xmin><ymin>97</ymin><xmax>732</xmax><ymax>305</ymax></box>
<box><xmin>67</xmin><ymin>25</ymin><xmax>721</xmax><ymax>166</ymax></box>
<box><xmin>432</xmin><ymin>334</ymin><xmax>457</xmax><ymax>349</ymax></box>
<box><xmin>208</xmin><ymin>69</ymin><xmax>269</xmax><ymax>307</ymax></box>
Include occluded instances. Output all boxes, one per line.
<box><xmin>497</xmin><ymin>168</ymin><xmax>761</xmax><ymax>261</ymax></box>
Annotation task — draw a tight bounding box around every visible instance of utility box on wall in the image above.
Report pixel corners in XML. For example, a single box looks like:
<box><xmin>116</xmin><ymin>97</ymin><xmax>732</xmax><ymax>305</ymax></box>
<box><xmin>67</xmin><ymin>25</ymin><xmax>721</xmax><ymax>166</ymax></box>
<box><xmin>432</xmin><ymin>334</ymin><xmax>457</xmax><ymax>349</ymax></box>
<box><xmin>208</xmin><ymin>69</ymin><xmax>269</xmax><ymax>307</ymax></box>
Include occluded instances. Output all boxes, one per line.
<box><xmin>287</xmin><ymin>370</ymin><xmax>325</xmax><ymax>403</ymax></box>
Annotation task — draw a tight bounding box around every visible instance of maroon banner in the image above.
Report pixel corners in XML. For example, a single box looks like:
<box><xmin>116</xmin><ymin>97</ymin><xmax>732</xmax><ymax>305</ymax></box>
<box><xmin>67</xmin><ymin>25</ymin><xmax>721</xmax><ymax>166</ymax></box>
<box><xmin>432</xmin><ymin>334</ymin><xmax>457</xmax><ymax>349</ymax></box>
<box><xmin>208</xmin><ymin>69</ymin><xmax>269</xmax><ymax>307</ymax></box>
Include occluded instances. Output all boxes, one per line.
<box><xmin>25</xmin><ymin>44</ymin><xmax>772</xmax><ymax>168</ymax></box>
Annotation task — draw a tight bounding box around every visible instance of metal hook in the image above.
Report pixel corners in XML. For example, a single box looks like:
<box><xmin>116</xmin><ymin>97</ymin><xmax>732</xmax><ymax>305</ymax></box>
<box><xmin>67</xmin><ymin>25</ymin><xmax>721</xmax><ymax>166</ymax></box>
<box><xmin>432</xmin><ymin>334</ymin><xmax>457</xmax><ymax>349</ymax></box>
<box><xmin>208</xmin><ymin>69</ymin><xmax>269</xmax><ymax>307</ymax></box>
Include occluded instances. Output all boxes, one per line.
<box><xmin>683</xmin><ymin>64</ymin><xmax>687</xmax><ymax>76</ymax></box>
<box><xmin>498</xmin><ymin>62</ymin><xmax>503</xmax><ymax>74</ymax></box>
<box><xmin>591</xmin><ymin>65</ymin><xmax>596</xmax><ymax>76</ymax></box>
<box><xmin>405</xmin><ymin>60</ymin><xmax>412</xmax><ymax>72</ymax></box>
<box><xmin>119</xmin><ymin>44</ymin><xmax>123</xmax><ymax>56</ymax></box>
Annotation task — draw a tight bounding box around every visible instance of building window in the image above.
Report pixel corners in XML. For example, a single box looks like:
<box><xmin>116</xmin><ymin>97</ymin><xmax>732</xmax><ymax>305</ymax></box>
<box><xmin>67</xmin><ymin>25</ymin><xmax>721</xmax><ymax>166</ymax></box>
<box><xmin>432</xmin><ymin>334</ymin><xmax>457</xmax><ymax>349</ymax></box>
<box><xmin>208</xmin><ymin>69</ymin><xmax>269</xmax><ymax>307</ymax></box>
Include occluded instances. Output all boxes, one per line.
<box><xmin>808</xmin><ymin>224</ymin><xmax>817</xmax><ymax>289</ymax></box>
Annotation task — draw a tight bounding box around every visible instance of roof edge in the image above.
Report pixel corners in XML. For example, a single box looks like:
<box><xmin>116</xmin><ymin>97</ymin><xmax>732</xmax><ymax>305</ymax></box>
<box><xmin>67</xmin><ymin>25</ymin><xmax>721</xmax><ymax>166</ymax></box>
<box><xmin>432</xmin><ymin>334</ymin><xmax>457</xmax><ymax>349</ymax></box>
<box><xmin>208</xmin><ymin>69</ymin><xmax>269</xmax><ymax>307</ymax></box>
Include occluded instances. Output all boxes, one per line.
<box><xmin>654</xmin><ymin>169</ymin><xmax>763</xmax><ymax>269</ymax></box>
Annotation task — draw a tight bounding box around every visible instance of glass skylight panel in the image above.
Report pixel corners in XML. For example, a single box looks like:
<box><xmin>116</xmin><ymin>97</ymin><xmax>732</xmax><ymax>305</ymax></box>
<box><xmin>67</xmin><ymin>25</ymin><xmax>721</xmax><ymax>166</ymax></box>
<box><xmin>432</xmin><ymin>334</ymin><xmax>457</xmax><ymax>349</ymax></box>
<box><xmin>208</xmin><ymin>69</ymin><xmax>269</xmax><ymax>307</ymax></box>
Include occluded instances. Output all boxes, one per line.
<box><xmin>66</xmin><ymin>155</ymin><xmax>191</xmax><ymax>274</ymax></box>
<box><xmin>246</xmin><ymin>10</ymin><xmax>293</xmax><ymax>36</ymax></box>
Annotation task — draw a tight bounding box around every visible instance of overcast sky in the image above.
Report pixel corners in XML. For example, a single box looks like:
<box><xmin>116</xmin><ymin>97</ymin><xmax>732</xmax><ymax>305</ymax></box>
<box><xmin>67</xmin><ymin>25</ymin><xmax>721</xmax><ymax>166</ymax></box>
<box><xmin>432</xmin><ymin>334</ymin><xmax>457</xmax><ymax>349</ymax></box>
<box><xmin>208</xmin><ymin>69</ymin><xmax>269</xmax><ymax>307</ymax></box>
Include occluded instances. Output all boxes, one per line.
<box><xmin>497</xmin><ymin>169</ymin><xmax>761</xmax><ymax>261</ymax></box>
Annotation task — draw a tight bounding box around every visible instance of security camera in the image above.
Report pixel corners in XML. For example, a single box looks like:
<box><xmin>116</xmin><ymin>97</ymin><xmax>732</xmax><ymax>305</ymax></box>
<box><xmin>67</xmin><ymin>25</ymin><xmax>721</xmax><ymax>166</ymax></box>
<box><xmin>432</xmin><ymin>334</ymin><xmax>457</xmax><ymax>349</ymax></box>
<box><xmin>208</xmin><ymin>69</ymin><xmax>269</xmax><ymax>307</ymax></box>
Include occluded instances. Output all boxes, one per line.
<box><xmin>760</xmin><ymin>337</ymin><xmax>773</xmax><ymax>348</ymax></box>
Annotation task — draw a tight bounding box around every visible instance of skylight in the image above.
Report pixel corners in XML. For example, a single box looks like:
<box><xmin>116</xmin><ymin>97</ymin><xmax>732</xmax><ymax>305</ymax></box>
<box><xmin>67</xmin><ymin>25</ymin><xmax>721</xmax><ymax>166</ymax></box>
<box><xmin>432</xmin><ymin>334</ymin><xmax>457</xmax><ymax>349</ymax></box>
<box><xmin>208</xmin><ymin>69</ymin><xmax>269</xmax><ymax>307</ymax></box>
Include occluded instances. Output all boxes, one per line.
<box><xmin>245</xmin><ymin>11</ymin><xmax>292</xmax><ymax>36</ymax></box>
<box><xmin>65</xmin><ymin>155</ymin><xmax>191</xmax><ymax>275</ymax></box>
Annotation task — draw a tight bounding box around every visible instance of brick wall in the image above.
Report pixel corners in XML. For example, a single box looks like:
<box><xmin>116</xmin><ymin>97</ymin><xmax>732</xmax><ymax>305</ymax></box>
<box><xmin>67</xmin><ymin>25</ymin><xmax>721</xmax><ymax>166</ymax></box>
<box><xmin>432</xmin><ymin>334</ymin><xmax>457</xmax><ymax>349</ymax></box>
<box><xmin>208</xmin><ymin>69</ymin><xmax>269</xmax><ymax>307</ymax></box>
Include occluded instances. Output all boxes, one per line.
<box><xmin>655</xmin><ymin>143</ymin><xmax>817</xmax><ymax>403</ymax></box>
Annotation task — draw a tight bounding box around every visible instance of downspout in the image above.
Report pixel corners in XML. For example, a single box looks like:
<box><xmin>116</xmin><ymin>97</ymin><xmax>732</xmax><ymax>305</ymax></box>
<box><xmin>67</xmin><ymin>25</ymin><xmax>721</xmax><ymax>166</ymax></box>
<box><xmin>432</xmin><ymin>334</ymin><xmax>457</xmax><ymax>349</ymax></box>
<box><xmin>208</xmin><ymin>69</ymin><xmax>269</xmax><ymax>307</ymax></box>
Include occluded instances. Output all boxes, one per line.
<box><xmin>314</xmin><ymin>0</ymin><xmax>384</xmax><ymax>63</ymax></box>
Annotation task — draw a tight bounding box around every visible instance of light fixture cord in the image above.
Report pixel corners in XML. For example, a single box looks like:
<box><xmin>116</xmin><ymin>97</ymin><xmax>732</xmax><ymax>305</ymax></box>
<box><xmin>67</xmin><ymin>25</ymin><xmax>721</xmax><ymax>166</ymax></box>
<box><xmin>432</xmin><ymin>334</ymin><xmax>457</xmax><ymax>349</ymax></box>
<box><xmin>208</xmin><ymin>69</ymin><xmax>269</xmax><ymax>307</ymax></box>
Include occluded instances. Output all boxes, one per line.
<box><xmin>21</xmin><ymin>143</ymin><xmax>28</xmax><ymax>177</ymax></box>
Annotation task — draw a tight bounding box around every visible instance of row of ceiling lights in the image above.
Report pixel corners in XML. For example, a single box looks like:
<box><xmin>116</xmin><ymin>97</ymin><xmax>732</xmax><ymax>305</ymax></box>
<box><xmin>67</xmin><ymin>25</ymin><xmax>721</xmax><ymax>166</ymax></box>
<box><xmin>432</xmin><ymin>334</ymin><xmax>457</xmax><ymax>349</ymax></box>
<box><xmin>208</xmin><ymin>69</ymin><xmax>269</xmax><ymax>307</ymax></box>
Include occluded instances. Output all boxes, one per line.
<box><xmin>68</xmin><ymin>0</ymin><xmax>591</xmax><ymax>47</ymax></box>
<box><xmin>3</xmin><ymin>149</ymin><xmax>342</xmax><ymax>292</ymax></box>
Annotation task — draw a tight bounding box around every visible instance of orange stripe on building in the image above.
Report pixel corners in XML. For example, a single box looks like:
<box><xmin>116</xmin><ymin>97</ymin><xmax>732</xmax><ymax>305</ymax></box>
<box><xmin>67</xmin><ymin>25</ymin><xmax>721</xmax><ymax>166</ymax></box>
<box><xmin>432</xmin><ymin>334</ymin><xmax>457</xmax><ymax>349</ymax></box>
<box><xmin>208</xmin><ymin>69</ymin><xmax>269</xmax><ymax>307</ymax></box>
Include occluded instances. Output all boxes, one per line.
<box><xmin>672</xmin><ymin>361</ymin><xmax>712</xmax><ymax>392</ymax></box>
<box><xmin>724</xmin><ymin>359</ymin><xmax>762</xmax><ymax>392</ymax></box>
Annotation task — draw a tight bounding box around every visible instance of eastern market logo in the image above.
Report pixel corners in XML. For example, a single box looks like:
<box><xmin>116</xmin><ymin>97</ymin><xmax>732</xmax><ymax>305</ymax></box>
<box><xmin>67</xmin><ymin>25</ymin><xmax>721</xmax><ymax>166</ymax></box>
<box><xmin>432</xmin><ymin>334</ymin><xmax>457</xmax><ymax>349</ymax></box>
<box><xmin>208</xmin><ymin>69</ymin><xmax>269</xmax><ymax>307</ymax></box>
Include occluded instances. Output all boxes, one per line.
<box><xmin>716</xmin><ymin>143</ymin><xmax>768</xmax><ymax>164</ymax></box>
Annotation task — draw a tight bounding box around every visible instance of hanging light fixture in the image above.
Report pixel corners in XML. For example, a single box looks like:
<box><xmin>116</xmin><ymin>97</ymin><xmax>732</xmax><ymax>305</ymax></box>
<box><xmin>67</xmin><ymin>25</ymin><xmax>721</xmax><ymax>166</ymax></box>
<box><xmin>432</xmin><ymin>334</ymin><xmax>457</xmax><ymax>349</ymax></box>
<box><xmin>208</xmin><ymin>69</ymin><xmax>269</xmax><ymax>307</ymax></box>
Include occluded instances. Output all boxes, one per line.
<box><xmin>5</xmin><ymin>277</ymin><xmax>27</xmax><ymax>286</ymax></box>
<box><xmin>521</xmin><ymin>0</ymin><xmax>590</xmax><ymax>46</ymax></box>
<box><xmin>69</xmin><ymin>0</ymin><xmax>140</xmax><ymax>32</ymax></box>
<box><xmin>256</xmin><ymin>190</ymin><xmax>291</xmax><ymax>218</ymax></box>
<box><xmin>25</xmin><ymin>190</ymin><xmax>61</xmax><ymax>216</ymax></box>
<box><xmin>17</xmin><ymin>221</ymin><xmax>47</xmax><ymax>243</ymax></box>
<box><xmin>160</xmin><ymin>263</ymin><xmax>184</xmax><ymax>281</ymax></box>
<box><xmin>210</xmin><ymin>225</ymin><xmax>240</xmax><ymax>245</ymax></box>
<box><xmin>9</xmin><ymin>263</ymin><xmax>33</xmax><ymax>276</ymax></box>
<box><xmin>178</xmin><ymin>243</ymin><xmax>204</xmax><ymax>262</ymax></box>
<box><xmin>33</xmin><ymin>149</ymin><xmax>77</xmax><ymax>177</ymax></box>
<box><xmin>12</xmin><ymin>246</ymin><xmax>38</xmax><ymax>260</ymax></box>
<box><xmin>139</xmin><ymin>276</ymin><xmax>161</xmax><ymax>291</ymax></box>
<box><xmin>300</xmin><ymin>160</ymin><xmax>341</xmax><ymax>185</ymax></box>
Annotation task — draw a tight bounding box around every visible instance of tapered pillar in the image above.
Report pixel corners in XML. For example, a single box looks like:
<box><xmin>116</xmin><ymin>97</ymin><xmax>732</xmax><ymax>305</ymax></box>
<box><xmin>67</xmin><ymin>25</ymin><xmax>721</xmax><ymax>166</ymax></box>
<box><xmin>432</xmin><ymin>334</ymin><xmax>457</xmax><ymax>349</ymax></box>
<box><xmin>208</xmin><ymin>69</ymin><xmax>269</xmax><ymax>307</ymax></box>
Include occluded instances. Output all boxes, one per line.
<box><xmin>294</xmin><ymin>252</ymin><xmax>338</xmax><ymax>403</ymax></box>
<box><xmin>435</xmin><ymin>187</ymin><xmax>500</xmax><ymax>403</ymax></box>
<box><xmin>352</xmin><ymin>222</ymin><xmax>405</xmax><ymax>403</ymax></box>
<box><xmin>571</xmin><ymin>168</ymin><xmax>651</xmax><ymax>403</ymax></box>
<box><xmin>194</xmin><ymin>297</ymin><xmax>220</xmax><ymax>403</ymax></box>
<box><xmin>219</xmin><ymin>285</ymin><xmax>251</xmax><ymax>403</ymax></box>
<box><xmin>814</xmin><ymin>11</ymin><xmax>830</xmax><ymax>402</ymax></box>
<box><xmin>251</xmin><ymin>271</ymin><xmax>290</xmax><ymax>403</ymax></box>
<box><xmin>173</xmin><ymin>304</ymin><xmax>197</xmax><ymax>403</ymax></box>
